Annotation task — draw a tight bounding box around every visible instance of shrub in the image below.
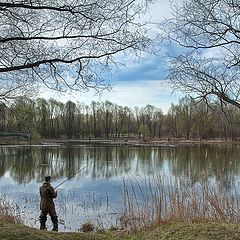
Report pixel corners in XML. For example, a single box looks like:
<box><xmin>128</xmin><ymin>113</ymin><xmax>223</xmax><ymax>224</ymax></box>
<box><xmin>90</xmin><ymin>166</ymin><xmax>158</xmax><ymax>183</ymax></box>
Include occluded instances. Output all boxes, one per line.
<box><xmin>80</xmin><ymin>221</ymin><xmax>95</xmax><ymax>232</ymax></box>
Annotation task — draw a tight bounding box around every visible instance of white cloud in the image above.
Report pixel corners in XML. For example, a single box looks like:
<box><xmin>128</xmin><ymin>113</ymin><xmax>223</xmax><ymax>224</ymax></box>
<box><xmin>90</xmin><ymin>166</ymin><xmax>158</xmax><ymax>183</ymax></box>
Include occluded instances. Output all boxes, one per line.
<box><xmin>105</xmin><ymin>80</ymin><xmax>179</xmax><ymax>111</ymax></box>
<box><xmin>203</xmin><ymin>47</ymin><xmax>222</xmax><ymax>59</ymax></box>
<box><xmin>39</xmin><ymin>80</ymin><xmax>179</xmax><ymax>113</ymax></box>
<box><xmin>38</xmin><ymin>0</ymin><xmax>183</xmax><ymax>113</ymax></box>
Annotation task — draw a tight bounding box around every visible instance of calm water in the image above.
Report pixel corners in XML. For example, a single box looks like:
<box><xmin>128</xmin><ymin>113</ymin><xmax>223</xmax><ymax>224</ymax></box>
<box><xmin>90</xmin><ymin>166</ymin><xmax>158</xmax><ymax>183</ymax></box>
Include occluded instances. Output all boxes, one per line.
<box><xmin>0</xmin><ymin>144</ymin><xmax>240</xmax><ymax>231</ymax></box>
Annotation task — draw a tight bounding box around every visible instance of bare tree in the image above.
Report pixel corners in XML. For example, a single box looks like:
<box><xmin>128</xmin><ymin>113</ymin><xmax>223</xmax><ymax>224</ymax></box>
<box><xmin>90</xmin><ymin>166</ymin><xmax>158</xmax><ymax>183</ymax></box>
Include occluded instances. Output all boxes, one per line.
<box><xmin>162</xmin><ymin>0</ymin><xmax>240</xmax><ymax>108</ymax></box>
<box><xmin>0</xmin><ymin>0</ymin><xmax>154</xmax><ymax>100</ymax></box>
<box><xmin>168</xmin><ymin>54</ymin><xmax>240</xmax><ymax>108</ymax></box>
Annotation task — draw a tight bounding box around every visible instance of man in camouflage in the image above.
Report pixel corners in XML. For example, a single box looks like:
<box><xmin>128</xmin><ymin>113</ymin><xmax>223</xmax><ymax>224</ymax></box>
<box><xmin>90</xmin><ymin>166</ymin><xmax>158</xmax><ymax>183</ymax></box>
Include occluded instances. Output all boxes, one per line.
<box><xmin>39</xmin><ymin>176</ymin><xmax>58</xmax><ymax>231</ymax></box>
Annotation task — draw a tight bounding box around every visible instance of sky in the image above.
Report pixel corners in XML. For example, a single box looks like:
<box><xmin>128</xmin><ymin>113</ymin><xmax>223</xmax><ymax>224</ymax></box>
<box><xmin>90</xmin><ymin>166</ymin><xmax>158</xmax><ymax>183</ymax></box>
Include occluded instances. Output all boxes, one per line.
<box><xmin>39</xmin><ymin>0</ymin><xmax>183</xmax><ymax>113</ymax></box>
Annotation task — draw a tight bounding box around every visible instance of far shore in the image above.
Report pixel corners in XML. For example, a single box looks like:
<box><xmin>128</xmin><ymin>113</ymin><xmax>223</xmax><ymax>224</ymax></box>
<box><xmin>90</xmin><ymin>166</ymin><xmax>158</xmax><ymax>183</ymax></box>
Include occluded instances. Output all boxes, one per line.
<box><xmin>1</xmin><ymin>137</ymin><xmax>240</xmax><ymax>147</ymax></box>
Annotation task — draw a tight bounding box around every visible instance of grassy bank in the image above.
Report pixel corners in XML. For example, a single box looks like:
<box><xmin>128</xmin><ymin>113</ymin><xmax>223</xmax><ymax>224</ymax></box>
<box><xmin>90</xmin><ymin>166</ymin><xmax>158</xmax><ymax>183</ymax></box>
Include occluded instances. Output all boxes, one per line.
<box><xmin>0</xmin><ymin>221</ymin><xmax>239</xmax><ymax>240</ymax></box>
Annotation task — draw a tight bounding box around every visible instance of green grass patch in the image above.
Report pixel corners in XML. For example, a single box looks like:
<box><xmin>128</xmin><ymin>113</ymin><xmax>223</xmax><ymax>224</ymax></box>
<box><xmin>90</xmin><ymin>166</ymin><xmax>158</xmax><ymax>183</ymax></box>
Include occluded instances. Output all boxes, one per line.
<box><xmin>126</xmin><ymin>222</ymin><xmax>240</xmax><ymax>240</ymax></box>
<box><xmin>0</xmin><ymin>221</ymin><xmax>239</xmax><ymax>240</ymax></box>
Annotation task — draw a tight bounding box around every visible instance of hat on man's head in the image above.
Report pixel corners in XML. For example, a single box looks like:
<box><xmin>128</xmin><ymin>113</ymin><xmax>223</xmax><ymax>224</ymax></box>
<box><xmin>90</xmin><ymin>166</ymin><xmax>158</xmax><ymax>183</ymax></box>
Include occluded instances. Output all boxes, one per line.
<box><xmin>44</xmin><ymin>176</ymin><xmax>51</xmax><ymax>182</ymax></box>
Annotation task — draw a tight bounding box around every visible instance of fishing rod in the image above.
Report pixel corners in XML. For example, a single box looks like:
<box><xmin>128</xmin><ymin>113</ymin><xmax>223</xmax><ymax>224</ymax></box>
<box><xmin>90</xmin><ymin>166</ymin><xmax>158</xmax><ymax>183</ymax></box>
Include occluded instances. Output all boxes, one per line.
<box><xmin>54</xmin><ymin>160</ymin><xmax>94</xmax><ymax>189</ymax></box>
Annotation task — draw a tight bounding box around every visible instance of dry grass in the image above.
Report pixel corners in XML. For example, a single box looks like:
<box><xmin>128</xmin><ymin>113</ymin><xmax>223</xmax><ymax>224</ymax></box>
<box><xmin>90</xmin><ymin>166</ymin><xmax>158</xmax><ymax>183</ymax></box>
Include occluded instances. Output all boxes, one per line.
<box><xmin>0</xmin><ymin>199</ymin><xmax>22</xmax><ymax>224</ymax></box>
<box><xmin>0</xmin><ymin>176</ymin><xmax>239</xmax><ymax>239</ymax></box>
<box><xmin>1</xmin><ymin>175</ymin><xmax>239</xmax><ymax>234</ymax></box>
<box><xmin>118</xmin><ymin>175</ymin><xmax>240</xmax><ymax>230</ymax></box>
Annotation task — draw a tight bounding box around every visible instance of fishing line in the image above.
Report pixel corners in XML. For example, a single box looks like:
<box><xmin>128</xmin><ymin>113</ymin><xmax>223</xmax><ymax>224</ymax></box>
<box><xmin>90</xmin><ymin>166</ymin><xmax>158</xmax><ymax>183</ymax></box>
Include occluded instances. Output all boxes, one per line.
<box><xmin>54</xmin><ymin>160</ymin><xmax>95</xmax><ymax>189</ymax></box>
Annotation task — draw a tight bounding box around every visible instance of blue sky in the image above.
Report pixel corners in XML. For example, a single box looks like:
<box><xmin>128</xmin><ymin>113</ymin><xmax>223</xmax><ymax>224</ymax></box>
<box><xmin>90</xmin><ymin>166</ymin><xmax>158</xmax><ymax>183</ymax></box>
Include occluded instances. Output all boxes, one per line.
<box><xmin>39</xmin><ymin>0</ymin><xmax>183</xmax><ymax>113</ymax></box>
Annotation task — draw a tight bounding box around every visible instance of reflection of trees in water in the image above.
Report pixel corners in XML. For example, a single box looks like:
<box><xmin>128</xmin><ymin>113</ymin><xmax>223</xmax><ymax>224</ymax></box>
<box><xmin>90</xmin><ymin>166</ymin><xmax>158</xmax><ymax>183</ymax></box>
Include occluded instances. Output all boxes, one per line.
<box><xmin>0</xmin><ymin>147</ymin><xmax>35</xmax><ymax>183</ymax></box>
<box><xmin>0</xmin><ymin>148</ymin><xmax>8</xmax><ymax>177</ymax></box>
<box><xmin>165</xmin><ymin>145</ymin><xmax>239</xmax><ymax>189</ymax></box>
<box><xmin>0</xmin><ymin>145</ymin><xmax>239</xmax><ymax>190</ymax></box>
<box><xmin>10</xmin><ymin>148</ymin><xmax>35</xmax><ymax>183</ymax></box>
<box><xmin>91</xmin><ymin>146</ymin><xmax>132</xmax><ymax>179</ymax></box>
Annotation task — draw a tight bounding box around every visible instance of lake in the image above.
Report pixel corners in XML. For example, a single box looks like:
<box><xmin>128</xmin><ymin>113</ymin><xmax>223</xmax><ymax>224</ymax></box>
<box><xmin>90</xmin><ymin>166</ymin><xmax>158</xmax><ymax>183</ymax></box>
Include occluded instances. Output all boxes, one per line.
<box><xmin>0</xmin><ymin>143</ymin><xmax>239</xmax><ymax>231</ymax></box>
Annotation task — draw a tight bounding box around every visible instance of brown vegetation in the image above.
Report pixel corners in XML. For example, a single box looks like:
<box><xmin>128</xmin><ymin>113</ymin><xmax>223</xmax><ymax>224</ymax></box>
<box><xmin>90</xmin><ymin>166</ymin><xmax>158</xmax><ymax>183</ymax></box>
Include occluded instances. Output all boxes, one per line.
<box><xmin>118</xmin><ymin>175</ymin><xmax>240</xmax><ymax>231</ymax></box>
<box><xmin>0</xmin><ymin>200</ymin><xmax>22</xmax><ymax>224</ymax></box>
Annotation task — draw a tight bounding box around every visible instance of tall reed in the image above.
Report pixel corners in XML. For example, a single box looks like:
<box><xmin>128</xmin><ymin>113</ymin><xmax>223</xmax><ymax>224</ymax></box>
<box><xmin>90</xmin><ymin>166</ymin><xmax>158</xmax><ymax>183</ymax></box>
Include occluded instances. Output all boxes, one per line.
<box><xmin>118</xmin><ymin>175</ymin><xmax>240</xmax><ymax>230</ymax></box>
<box><xmin>0</xmin><ymin>199</ymin><xmax>22</xmax><ymax>224</ymax></box>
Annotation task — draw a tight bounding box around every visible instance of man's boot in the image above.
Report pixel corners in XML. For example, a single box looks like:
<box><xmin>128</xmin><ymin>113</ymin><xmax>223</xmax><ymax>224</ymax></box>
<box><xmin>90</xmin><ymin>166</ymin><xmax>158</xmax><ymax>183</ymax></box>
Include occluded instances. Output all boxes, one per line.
<box><xmin>51</xmin><ymin>216</ymin><xmax>58</xmax><ymax>232</ymax></box>
<box><xmin>39</xmin><ymin>216</ymin><xmax>47</xmax><ymax>230</ymax></box>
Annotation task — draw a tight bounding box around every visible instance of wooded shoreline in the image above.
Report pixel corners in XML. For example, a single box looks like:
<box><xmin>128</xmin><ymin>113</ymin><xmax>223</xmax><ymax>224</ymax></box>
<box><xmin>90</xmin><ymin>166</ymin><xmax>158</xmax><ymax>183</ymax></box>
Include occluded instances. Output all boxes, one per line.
<box><xmin>1</xmin><ymin>137</ymin><xmax>240</xmax><ymax>147</ymax></box>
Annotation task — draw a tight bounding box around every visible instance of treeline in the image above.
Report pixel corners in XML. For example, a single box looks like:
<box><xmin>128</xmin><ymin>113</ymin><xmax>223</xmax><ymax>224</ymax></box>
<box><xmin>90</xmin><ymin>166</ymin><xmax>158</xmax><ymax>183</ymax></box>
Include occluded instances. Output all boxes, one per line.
<box><xmin>0</xmin><ymin>96</ymin><xmax>240</xmax><ymax>140</ymax></box>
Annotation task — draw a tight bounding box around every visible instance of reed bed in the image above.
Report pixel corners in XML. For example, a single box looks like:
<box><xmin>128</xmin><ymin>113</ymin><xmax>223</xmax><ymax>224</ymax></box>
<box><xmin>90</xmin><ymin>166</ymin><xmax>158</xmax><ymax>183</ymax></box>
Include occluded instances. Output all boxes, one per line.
<box><xmin>0</xmin><ymin>199</ymin><xmax>22</xmax><ymax>224</ymax></box>
<box><xmin>118</xmin><ymin>175</ymin><xmax>240</xmax><ymax>230</ymax></box>
<box><xmin>1</xmin><ymin>176</ymin><xmax>240</xmax><ymax>232</ymax></box>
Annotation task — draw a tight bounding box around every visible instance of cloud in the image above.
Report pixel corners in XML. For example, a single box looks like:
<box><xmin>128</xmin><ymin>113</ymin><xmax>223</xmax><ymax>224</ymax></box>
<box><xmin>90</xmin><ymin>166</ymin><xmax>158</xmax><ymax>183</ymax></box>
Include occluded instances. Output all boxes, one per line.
<box><xmin>104</xmin><ymin>80</ymin><xmax>179</xmax><ymax>111</ymax></box>
<box><xmin>111</xmin><ymin>54</ymin><xmax>167</xmax><ymax>82</ymax></box>
<box><xmin>38</xmin><ymin>1</ymin><xmax>184</xmax><ymax>113</ymax></box>
<box><xmin>39</xmin><ymin>79</ymin><xmax>179</xmax><ymax>113</ymax></box>
<box><xmin>39</xmin><ymin>42</ymin><xmax>183</xmax><ymax>114</ymax></box>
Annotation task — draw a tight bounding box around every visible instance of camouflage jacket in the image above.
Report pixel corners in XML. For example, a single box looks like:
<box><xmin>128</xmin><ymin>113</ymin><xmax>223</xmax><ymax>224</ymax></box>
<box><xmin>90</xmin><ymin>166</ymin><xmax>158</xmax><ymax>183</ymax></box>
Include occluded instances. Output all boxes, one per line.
<box><xmin>39</xmin><ymin>182</ymin><xmax>57</xmax><ymax>211</ymax></box>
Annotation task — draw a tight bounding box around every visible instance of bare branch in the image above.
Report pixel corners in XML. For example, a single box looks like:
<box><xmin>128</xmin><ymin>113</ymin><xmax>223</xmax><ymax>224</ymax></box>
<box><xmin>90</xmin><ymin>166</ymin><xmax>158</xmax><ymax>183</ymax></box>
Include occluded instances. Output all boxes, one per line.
<box><xmin>162</xmin><ymin>0</ymin><xmax>240</xmax><ymax>109</ymax></box>
<box><xmin>0</xmin><ymin>0</ymin><xmax>154</xmax><ymax>99</ymax></box>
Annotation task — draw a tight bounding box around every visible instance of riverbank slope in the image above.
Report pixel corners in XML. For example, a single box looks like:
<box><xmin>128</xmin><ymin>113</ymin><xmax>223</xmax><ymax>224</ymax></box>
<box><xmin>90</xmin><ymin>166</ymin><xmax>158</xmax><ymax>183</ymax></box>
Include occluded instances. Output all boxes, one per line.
<box><xmin>0</xmin><ymin>221</ymin><xmax>239</xmax><ymax>240</ymax></box>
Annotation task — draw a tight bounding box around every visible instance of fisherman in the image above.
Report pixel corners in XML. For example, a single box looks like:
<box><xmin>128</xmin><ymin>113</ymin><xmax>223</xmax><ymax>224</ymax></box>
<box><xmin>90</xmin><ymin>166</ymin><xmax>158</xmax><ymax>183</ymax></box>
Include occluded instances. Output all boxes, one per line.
<box><xmin>39</xmin><ymin>175</ymin><xmax>58</xmax><ymax>231</ymax></box>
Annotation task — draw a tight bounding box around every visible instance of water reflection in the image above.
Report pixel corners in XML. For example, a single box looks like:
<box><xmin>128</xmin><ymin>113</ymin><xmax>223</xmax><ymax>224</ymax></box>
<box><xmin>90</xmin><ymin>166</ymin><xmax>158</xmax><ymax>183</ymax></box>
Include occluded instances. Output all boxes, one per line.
<box><xmin>0</xmin><ymin>145</ymin><xmax>239</xmax><ymax>183</ymax></box>
<box><xmin>0</xmin><ymin>144</ymin><xmax>239</xmax><ymax>231</ymax></box>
